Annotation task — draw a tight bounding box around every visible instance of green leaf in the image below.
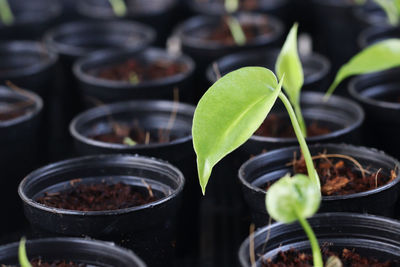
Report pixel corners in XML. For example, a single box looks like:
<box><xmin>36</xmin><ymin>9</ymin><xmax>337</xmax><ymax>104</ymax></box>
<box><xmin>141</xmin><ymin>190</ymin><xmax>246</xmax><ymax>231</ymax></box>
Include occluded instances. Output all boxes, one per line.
<box><xmin>193</xmin><ymin>67</ymin><xmax>283</xmax><ymax>194</ymax></box>
<box><xmin>275</xmin><ymin>23</ymin><xmax>306</xmax><ymax>136</ymax></box>
<box><xmin>0</xmin><ymin>0</ymin><xmax>14</xmax><ymax>25</ymax></box>
<box><xmin>123</xmin><ymin>137</ymin><xmax>136</xmax><ymax>146</ymax></box>
<box><xmin>325</xmin><ymin>39</ymin><xmax>400</xmax><ymax>99</ymax></box>
<box><xmin>275</xmin><ymin>23</ymin><xmax>304</xmax><ymax>109</ymax></box>
<box><xmin>19</xmin><ymin>237</ymin><xmax>32</xmax><ymax>267</ymax></box>
<box><xmin>266</xmin><ymin>174</ymin><xmax>320</xmax><ymax>223</ymax></box>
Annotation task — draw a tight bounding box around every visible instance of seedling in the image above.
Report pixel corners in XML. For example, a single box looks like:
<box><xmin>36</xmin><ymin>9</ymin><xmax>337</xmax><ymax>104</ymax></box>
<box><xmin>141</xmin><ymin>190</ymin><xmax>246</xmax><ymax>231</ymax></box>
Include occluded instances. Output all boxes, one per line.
<box><xmin>128</xmin><ymin>72</ymin><xmax>140</xmax><ymax>85</ymax></box>
<box><xmin>0</xmin><ymin>0</ymin><xmax>14</xmax><ymax>25</ymax></box>
<box><xmin>225</xmin><ymin>0</ymin><xmax>246</xmax><ymax>45</ymax></box>
<box><xmin>108</xmin><ymin>0</ymin><xmax>127</xmax><ymax>17</ymax></box>
<box><xmin>123</xmin><ymin>136</ymin><xmax>137</xmax><ymax>146</ymax></box>
<box><xmin>325</xmin><ymin>38</ymin><xmax>400</xmax><ymax>99</ymax></box>
<box><xmin>19</xmin><ymin>237</ymin><xmax>32</xmax><ymax>267</ymax></box>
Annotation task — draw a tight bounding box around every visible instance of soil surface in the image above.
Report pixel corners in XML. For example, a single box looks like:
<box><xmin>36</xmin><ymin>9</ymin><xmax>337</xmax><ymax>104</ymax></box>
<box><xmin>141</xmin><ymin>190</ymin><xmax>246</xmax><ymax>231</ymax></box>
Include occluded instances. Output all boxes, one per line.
<box><xmin>0</xmin><ymin>101</ymin><xmax>34</xmax><ymax>121</ymax></box>
<box><xmin>90</xmin><ymin>121</ymin><xmax>177</xmax><ymax>145</ymax></box>
<box><xmin>205</xmin><ymin>17</ymin><xmax>271</xmax><ymax>45</ymax></box>
<box><xmin>254</xmin><ymin>114</ymin><xmax>331</xmax><ymax>138</ymax></box>
<box><xmin>262</xmin><ymin>248</ymin><xmax>393</xmax><ymax>266</ymax></box>
<box><xmin>36</xmin><ymin>182</ymin><xmax>157</xmax><ymax>211</ymax></box>
<box><xmin>29</xmin><ymin>259</ymin><xmax>86</xmax><ymax>267</ymax></box>
<box><xmin>291</xmin><ymin>154</ymin><xmax>396</xmax><ymax>196</ymax></box>
<box><xmin>93</xmin><ymin>58</ymin><xmax>187</xmax><ymax>83</ymax></box>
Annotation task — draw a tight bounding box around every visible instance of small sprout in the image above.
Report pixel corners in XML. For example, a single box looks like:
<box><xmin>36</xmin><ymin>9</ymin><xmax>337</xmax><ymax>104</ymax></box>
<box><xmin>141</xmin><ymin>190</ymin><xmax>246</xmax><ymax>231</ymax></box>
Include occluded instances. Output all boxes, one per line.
<box><xmin>325</xmin><ymin>38</ymin><xmax>400</xmax><ymax>99</ymax></box>
<box><xmin>19</xmin><ymin>237</ymin><xmax>32</xmax><ymax>267</ymax></box>
<box><xmin>123</xmin><ymin>137</ymin><xmax>136</xmax><ymax>146</ymax></box>
<box><xmin>266</xmin><ymin>174</ymin><xmax>323</xmax><ymax>267</ymax></box>
<box><xmin>325</xmin><ymin>256</ymin><xmax>343</xmax><ymax>267</ymax></box>
<box><xmin>0</xmin><ymin>0</ymin><xmax>14</xmax><ymax>25</ymax></box>
<box><xmin>108</xmin><ymin>0</ymin><xmax>127</xmax><ymax>17</ymax></box>
<box><xmin>128</xmin><ymin>72</ymin><xmax>140</xmax><ymax>85</ymax></box>
<box><xmin>224</xmin><ymin>0</ymin><xmax>246</xmax><ymax>46</ymax></box>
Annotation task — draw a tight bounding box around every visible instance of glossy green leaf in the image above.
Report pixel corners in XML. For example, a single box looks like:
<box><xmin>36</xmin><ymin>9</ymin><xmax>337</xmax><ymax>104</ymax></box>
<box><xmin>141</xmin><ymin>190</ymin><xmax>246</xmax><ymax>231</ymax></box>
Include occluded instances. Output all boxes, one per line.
<box><xmin>275</xmin><ymin>23</ymin><xmax>304</xmax><ymax>109</ymax></box>
<box><xmin>193</xmin><ymin>67</ymin><xmax>283</xmax><ymax>194</ymax></box>
<box><xmin>266</xmin><ymin>174</ymin><xmax>320</xmax><ymax>223</ymax></box>
<box><xmin>325</xmin><ymin>38</ymin><xmax>400</xmax><ymax>98</ymax></box>
<box><xmin>19</xmin><ymin>237</ymin><xmax>32</xmax><ymax>267</ymax></box>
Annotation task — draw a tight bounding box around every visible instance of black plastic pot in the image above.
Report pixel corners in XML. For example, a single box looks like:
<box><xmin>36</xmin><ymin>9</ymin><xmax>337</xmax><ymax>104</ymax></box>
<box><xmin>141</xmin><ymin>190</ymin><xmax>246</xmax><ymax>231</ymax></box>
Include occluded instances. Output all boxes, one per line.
<box><xmin>0</xmin><ymin>86</ymin><xmax>43</xmax><ymax>233</ymax></box>
<box><xmin>18</xmin><ymin>154</ymin><xmax>184</xmax><ymax>267</ymax></box>
<box><xmin>173</xmin><ymin>12</ymin><xmax>284</xmax><ymax>100</ymax></box>
<box><xmin>353</xmin><ymin>2</ymin><xmax>388</xmax><ymax>30</ymax></box>
<box><xmin>239</xmin><ymin>213</ymin><xmax>400</xmax><ymax>266</ymax></box>
<box><xmin>0</xmin><ymin>41</ymin><xmax>58</xmax><ymax>98</ymax></box>
<box><xmin>0</xmin><ymin>237</ymin><xmax>146</xmax><ymax>266</ymax></box>
<box><xmin>69</xmin><ymin>100</ymin><xmax>199</xmax><ymax>259</ymax></box>
<box><xmin>206</xmin><ymin>48</ymin><xmax>331</xmax><ymax>92</ymax></box>
<box><xmin>311</xmin><ymin>0</ymin><xmax>363</xmax><ymax>72</ymax></box>
<box><xmin>187</xmin><ymin>0</ymin><xmax>290</xmax><ymax>23</ymax></box>
<box><xmin>73</xmin><ymin>48</ymin><xmax>196</xmax><ymax>105</ymax></box>
<box><xmin>348</xmin><ymin>68</ymin><xmax>400</xmax><ymax>159</ymax></box>
<box><xmin>0</xmin><ymin>0</ymin><xmax>61</xmax><ymax>41</ymax></box>
<box><xmin>44</xmin><ymin>21</ymin><xmax>155</xmax><ymax>160</ymax></box>
<box><xmin>358</xmin><ymin>25</ymin><xmax>400</xmax><ymax>49</ymax></box>
<box><xmin>77</xmin><ymin>0</ymin><xmax>178</xmax><ymax>44</ymax></box>
<box><xmin>239</xmin><ymin>143</ymin><xmax>400</xmax><ymax>227</ymax></box>
<box><xmin>239</xmin><ymin>92</ymin><xmax>364</xmax><ymax>158</ymax></box>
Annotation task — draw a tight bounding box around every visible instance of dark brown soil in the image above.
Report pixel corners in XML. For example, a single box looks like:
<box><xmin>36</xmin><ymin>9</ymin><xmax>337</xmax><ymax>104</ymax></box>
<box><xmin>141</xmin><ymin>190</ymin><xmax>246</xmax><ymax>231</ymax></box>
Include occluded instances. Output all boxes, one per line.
<box><xmin>29</xmin><ymin>258</ymin><xmax>86</xmax><ymax>267</ymax></box>
<box><xmin>36</xmin><ymin>182</ymin><xmax>157</xmax><ymax>211</ymax></box>
<box><xmin>291</xmin><ymin>154</ymin><xmax>396</xmax><ymax>196</ymax></box>
<box><xmin>0</xmin><ymin>101</ymin><xmax>34</xmax><ymax>121</ymax></box>
<box><xmin>205</xmin><ymin>16</ymin><xmax>271</xmax><ymax>45</ymax></box>
<box><xmin>93</xmin><ymin>59</ymin><xmax>187</xmax><ymax>83</ymax></box>
<box><xmin>90</xmin><ymin>121</ymin><xmax>177</xmax><ymax>145</ymax></box>
<box><xmin>254</xmin><ymin>114</ymin><xmax>331</xmax><ymax>138</ymax></box>
<box><xmin>262</xmin><ymin>248</ymin><xmax>393</xmax><ymax>267</ymax></box>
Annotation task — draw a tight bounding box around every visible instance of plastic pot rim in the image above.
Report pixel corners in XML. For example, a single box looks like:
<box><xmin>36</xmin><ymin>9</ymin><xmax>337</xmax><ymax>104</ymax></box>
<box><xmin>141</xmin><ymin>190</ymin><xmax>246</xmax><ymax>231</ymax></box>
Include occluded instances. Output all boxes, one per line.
<box><xmin>18</xmin><ymin>154</ymin><xmax>185</xmax><ymax>216</ymax></box>
<box><xmin>238</xmin><ymin>143</ymin><xmax>400</xmax><ymax>201</ymax></box>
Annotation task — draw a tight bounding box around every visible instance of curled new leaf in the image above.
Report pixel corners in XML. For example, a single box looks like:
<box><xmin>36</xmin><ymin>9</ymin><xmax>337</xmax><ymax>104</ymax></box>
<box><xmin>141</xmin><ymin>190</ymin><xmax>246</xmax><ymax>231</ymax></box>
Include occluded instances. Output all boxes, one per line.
<box><xmin>266</xmin><ymin>174</ymin><xmax>320</xmax><ymax>223</ymax></box>
<box><xmin>325</xmin><ymin>39</ymin><xmax>400</xmax><ymax>99</ymax></box>
<box><xmin>275</xmin><ymin>23</ymin><xmax>306</xmax><ymax>136</ymax></box>
<box><xmin>192</xmin><ymin>67</ymin><xmax>283</xmax><ymax>194</ymax></box>
<box><xmin>19</xmin><ymin>237</ymin><xmax>32</xmax><ymax>267</ymax></box>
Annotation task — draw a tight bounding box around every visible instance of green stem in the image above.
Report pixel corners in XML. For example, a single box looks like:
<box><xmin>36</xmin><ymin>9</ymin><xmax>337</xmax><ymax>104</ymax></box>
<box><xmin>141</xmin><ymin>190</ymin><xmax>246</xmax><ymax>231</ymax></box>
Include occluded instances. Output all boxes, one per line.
<box><xmin>19</xmin><ymin>237</ymin><xmax>32</xmax><ymax>267</ymax></box>
<box><xmin>296</xmin><ymin>214</ymin><xmax>323</xmax><ymax>267</ymax></box>
<box><xmin>278</xmin><ymin>92</ymin><xmax>320</xmax><ymax>189</ymax></box>
<box><xmin>226</xmin><ymin>16</ymin><xmax>246</xmax><ymax>46</ymax></box>
<box><xmin>294</xmin><ymin>100</ymin><xmax>307</xmax><ymax>137</ymax></box>
<box><xmin>225</xmin><ymin>0</ymin><xmax>239</xmax><ymax>13</ymax></box>
<box><xmin>0</xmin><ymin>0</ymin><xmax>14</xmax><ymax>25</ymax></box>
<box><xmin>108</xmin><ymin>0</ymin><xmax>127</xmax><ymax>17</ymax></box>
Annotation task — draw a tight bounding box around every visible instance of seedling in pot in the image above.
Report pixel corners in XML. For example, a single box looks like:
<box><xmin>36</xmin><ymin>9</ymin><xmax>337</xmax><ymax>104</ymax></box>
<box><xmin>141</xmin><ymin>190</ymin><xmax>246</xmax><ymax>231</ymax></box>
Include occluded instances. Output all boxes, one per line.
<box><xmin>0</xmin><ymin>0</ymin><xmax>14</xmax><ymax>25</ymax></box>
<box><xmin>108</xmin><ymin>0</ymin><xmax>127</xmax><ymax>17</ymax></box>
<box><xmin>225</xmin><ymin>0</ymin><xmax>246</xmax><ymax>45</ymax></box>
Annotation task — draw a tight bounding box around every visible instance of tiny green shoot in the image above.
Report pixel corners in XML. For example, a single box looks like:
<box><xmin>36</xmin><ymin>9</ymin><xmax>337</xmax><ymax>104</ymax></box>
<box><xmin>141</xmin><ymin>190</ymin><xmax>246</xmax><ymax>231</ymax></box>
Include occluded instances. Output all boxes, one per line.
<box><xmin>324</xmin><ymin>38</ymin><xmax>400</xmax><ymax>99</ymax></box>
<box><xmin>108</xmin><ymin>0</ymin><xmax>127</xmax><ymax>17</ymax></box>
<box><xmin>128</xmin><ymin>72</ymin><xmax>140</xmax><ymax>85</ymax></box>
<box><xmin>123</xmin><ymin>136</ymin><xmax>137</xmax><ymax>146</ymax></box>
<box><xmin>266</xmin><ymin>174</ymin><xmax>322</xmax><ymax>267</ymax></box>
<box><xmin>19</xmin><ymin>237</ymin><xmax>32</xmax><ymax>267</ymax></box>
<box><xmin>224</xmin><ymin>0</ymin><xmax>246</xmax><ymax>46</ymax></box>
<box><xmin>0</xmin><ymin>0</ymin><xmax>14</xmax><ymax>25</ymax></box>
